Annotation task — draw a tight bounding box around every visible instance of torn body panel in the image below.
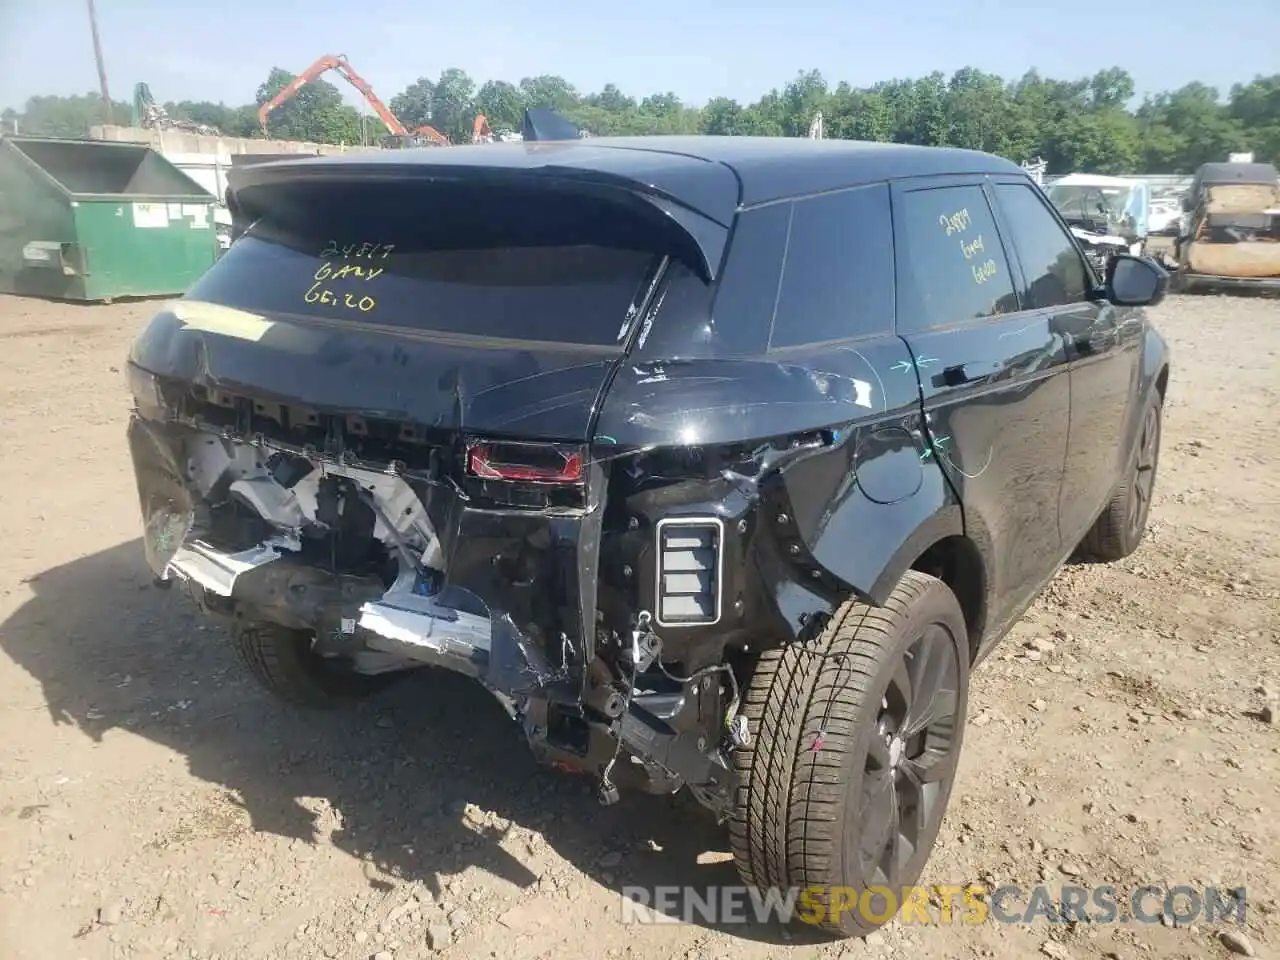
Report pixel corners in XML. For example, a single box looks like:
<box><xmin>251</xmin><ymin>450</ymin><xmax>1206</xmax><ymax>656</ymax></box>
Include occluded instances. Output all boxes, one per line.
<box><xmin>129</xmin><ymin>416</ymin><xmax>550</xmax><ymax>697</ymax></box>
<box><xmin>123</xmin><ymin>416</ymin><xmax>678</xmax><ymax>810</ymax></box>
<box><xmin>125</xmin><ymin>313</ymin><xmax>946</xmax><ymax>817</ymax></box>
<box><xmin>594</xmin><ymin>337</ymin><xmax>941</xmax><ymax>610</ymax></box>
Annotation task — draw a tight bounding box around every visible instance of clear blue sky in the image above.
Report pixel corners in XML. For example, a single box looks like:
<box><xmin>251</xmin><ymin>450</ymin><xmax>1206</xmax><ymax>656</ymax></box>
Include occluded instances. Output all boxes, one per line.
<box><xmin>3</xmin><ymin>0</ymin><xmax>1277</xmax><ymax>114</ymax></box>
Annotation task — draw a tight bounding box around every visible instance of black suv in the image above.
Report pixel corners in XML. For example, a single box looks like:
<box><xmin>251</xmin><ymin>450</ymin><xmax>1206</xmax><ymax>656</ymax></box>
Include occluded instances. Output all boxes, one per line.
<box><xmin>124</xmin><ymin>136</ymin><xmax>1170</xmax><ymax>937</ymax></box>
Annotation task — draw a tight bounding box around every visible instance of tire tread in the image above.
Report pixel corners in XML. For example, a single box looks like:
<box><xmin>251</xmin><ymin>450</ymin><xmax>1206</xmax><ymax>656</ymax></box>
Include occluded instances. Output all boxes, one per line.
<box><xmin>232</xmin><ymin>622</ymin><xmax>388</xmax><ymax>708</ymax></box>
<box><xmin>730</xmin><ymin>571</ymin><xmax>966</xmax><ymax>937</ymax></box>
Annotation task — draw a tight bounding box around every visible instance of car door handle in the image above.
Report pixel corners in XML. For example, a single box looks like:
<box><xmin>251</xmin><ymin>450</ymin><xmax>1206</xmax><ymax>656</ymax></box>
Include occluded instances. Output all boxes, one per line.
<box><xmin>1075</xmin><ymin>326</ymin><xmax>1118</xmax><ymax>356</ymax></box>
<box><xmin>938</xmin><ymin>361</ymin><xmax>998</xmax><ymax>387</ymax></box>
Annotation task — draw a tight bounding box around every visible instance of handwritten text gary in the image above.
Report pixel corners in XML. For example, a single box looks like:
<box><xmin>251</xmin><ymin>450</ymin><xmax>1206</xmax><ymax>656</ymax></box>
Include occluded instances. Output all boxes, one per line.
<box><xmin>304</xmin><ymin>241</ymin><xmax>395</xmax><ymax>313</ymax></box>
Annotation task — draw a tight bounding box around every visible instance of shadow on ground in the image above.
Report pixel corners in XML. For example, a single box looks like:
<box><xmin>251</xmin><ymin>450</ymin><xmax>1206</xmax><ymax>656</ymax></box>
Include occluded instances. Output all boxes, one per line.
<box><xmin>0</xmin><ymin>539</ymin><xmax>827</xmax><ymax>946</ymax></box>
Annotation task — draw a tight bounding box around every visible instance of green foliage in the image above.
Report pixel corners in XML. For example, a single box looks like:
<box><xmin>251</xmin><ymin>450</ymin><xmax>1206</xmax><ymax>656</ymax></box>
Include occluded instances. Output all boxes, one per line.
<box><xmin>518</xmin><ymin>75</ymin><xmax>579</xmax><ymax>114</ymax></box>
<box><xmin>5</xmin><ymin>93</ymin><xmax>125</xmax><ymax>138</ymax></box>
<box><xmin>429</xmin><ymin>69</ymin><xmax>477</xmax><ymax>143</ymax></box>
<box><xmin>6</xmin><ymin>68</ymin><xmax>1280</xmax><ymax>172</ymax></box>
<box><xmin>389</xmin><ymin>77</ymin><xmax>435</xmax><ymax>132</ymax></box>
<box><xmin>161</xmin><ymin>100</ymin><xmax>258</xmax><ymax>137</ymax></box>
<box><xmin>1229</xmin><ymin>75</ymin><xmax>1280</xmax><ymax>166</ymax></box>
<box><xmin>474</xmin><ymin>80</ymin><xmax>524</xmax><ymax>133</ymax></box>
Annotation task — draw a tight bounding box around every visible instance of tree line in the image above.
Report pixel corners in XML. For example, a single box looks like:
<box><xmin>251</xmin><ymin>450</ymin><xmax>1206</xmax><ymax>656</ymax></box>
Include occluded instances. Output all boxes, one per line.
<box><xmin>5</xmin><ymin>66</ymin><xmax>1279</xmax><ymax>174</ymax></box>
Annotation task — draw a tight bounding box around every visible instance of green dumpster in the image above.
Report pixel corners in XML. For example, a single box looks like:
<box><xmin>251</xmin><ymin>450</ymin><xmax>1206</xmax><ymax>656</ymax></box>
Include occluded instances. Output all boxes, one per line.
<box><xmin>0</xmin><ymin>135</ymin><xmax>218</xmax><ymax>301</ymax></box>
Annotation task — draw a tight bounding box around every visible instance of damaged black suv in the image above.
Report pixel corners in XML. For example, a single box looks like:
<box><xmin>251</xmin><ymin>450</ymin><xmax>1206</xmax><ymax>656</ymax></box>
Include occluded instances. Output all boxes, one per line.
<box><xmin>125</xmin><ymin>136</ymin><xmax>1170</xmax><ymax>936</ymax></box>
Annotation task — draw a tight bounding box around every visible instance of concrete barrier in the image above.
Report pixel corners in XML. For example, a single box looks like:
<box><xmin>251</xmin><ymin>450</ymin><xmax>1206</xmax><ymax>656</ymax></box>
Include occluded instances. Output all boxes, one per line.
<box><xmin>88</xmin><ymin>125</ymin><xmax>378</xmax><ymax>157</ymax></box>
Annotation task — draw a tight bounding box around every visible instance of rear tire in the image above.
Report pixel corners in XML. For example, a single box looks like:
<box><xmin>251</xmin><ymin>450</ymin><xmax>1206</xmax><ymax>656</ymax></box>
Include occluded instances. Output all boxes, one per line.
<box><xmin>729</xmin><ymin>571</ymin><xmax>969</xmax><ymax>938</ymax></box>
<box><xmin>232</xmin><ymin>622</ymin><xmax>393</xmax><ymax>707</ymax></box>
<box><xmin>1080</xmin><ymin>394</ymin><xmax>1162</xmax><ymax>562</ymax></box>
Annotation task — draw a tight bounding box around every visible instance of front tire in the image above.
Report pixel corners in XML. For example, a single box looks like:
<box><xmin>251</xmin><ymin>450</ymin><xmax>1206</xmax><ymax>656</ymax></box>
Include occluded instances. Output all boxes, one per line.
<box><xmin>729</xmin><ymin>571</ymin><xmax>970</xmax><ymax>938</ymax></box>
<box><xmin>1080</xmin><ymin>394</ymin><xmax>1162</xmax><ymax>562</ymax></box>
<box><xmin>232</xmin><ymin>622</ymin><xmax>394</xmax><ymax>707</ymax></box>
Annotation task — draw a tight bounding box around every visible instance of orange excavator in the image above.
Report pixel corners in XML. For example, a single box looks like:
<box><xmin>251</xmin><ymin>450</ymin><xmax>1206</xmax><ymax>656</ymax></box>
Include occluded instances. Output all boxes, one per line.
<box><xmin>472</xmin><ymin>114</ymin><xmax>494</xmax><ymax>143</ymax></box>
<box><xmin>257</xmin><ymin>53</ymin><xmax>449</xmax><ymax>146</ymax></box>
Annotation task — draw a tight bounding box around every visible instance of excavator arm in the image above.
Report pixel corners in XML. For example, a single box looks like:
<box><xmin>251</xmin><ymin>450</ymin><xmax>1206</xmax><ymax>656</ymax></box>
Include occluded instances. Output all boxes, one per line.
<box><xmin>257</xmin><ymin>53</ymin><xmax>408</xmax><ymax>137</ymax></box>
<box><xmin>472</xmin><ymin>114</ymin><xmax>493</xmax><ymax>143</ymax></box>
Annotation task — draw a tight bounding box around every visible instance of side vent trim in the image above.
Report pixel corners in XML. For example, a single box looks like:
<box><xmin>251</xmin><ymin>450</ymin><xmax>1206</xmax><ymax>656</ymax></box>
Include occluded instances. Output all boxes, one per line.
<box><xmin>653</xmin><ymin>516</ymin><xmax>724</xmax><ymax>627</ymax></box>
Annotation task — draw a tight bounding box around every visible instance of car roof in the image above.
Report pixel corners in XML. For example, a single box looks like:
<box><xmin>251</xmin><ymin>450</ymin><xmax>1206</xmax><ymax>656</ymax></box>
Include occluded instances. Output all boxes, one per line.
<box><xmin>229</xmin><ymin>136</ymin><xmax>1026</xmax><ymax>227</ymax></box>
<box><xmin>1194</xmin><ymin>162</ymin><xmax>1280</xmax><ymax>186</ymax></box>
<box><xmin>577</xmin><ymin>136</ymin><xmax>1026</xmax><ymax>204</ymax></box>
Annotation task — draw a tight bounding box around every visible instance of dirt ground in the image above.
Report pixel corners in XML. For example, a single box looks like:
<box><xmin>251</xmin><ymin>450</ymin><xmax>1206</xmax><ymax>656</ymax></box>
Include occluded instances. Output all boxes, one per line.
<box><xmin>0</xmin><ymin>292</ymin><xmax>1277</xmax><ymax>960</ymax></box>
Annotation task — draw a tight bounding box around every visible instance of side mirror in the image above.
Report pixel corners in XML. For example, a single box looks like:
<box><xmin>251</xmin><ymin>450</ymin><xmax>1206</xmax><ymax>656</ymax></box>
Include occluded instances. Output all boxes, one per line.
<box><xmin>1106</xmin><ymin>254</ymin><xmax>1169</xmax><ymax>307</ymax></box>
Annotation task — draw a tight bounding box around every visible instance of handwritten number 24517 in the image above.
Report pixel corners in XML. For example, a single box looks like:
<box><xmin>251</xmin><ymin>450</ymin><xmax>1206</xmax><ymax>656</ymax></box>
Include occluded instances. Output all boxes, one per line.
<box><xmin>939</xmin><ymin>209</ymin><xmax>971</xmax><ymax>236</ymax></box>
<box><xmin>319</xmin><ymin>240</ymin><xmax>395</xmax><ymax>261</ymax></box>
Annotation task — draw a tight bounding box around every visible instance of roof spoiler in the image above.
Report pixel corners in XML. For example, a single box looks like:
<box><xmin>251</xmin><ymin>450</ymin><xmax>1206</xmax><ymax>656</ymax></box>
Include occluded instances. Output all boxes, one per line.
<box><xmin>224</xmin><ymin>164</ymin><xmax>729</xmax><ymax>282</ymax></box>
<box><xmin>521</xmin><ymin>108</ymin><xmax>584</xmax><ymax>142</ymax></box>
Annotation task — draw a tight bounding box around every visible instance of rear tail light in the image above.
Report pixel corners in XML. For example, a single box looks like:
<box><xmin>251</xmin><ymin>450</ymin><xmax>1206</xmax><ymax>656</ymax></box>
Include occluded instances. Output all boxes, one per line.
<box><xmin>654</xmin><ymin>517</ymin><xmax>723</xmax><ymax>626</ymax></box>
<box><xmin>466</xmin><ymin>441</ymin><xmax>586</xmax><ymax>485</ymax></box>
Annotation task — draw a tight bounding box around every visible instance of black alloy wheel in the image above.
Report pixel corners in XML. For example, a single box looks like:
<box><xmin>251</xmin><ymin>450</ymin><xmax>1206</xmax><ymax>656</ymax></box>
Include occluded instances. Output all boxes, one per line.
<box><xmin>1128</xmin><ymin>400</ymin><xmax>1161</xmax><ymax>539</ymax></box>
<box><xmin>1080</xmin><ymin>393</ymin><xmax>1163</xmax><ymax>562</ymax></box>
<box><xmin>858</xmin><ymin>624</ymin><xmax>962</xmax><ymax>889</ymax></box>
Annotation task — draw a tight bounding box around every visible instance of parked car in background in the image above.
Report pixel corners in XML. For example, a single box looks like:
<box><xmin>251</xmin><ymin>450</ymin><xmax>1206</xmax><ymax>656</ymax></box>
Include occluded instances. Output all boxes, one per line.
<box><xmin>124</xmin><ymin>136</ymin><xmax>1171</xmax><ymax>938</ymax></box>
<box><xmin>1173</xmin><ymin>160</ymin><xmax>1280</xmax><ymax>293</ymax></box>
<box><xmin>1047</xmin><ymin>173</ymin><xmax>1151</xmax><ymax>269</ymax></box>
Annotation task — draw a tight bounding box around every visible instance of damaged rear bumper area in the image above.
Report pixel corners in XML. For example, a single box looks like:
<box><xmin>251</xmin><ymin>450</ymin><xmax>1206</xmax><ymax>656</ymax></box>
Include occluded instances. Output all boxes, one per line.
<box><xmin>128</xmin><ymin>414</ymin><xmax>588</xmax><ymax>712</ymax></box>
<box><xmin>163</xmin><ymin>539</ymin><xmax>500</xmax><ymax>682</ymax></box>
<box><xmin>127</xmin><ymin>413</ymin><xmax>747</xmax><ymax>811</ymax></box>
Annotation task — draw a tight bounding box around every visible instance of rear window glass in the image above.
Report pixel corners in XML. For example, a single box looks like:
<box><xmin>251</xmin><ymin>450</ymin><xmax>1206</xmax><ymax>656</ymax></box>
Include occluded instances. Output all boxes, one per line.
<box><xmin>190</xmin><ymin>181</ymin><xmax>667</xmax><ymax>349</ymax></box>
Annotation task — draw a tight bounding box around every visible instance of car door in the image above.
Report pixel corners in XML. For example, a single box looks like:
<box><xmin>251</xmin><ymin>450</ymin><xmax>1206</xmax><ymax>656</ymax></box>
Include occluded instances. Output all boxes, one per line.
<box><xmin>891</xmin><ymin>177</ymin><xmax>1071</xmax><ymax>642</ymax></box>
<box><xmin>987</xmin><ymin>178</ymin><xmax>1144</xmax><ymax>546</ymax></box>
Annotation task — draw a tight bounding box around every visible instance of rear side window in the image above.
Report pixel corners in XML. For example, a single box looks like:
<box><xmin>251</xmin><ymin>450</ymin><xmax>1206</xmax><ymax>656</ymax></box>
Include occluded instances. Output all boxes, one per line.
<box><xmin>993</xmin><ymin>182</ymin><xmax>1090</xmax><ymax>308</ymax></box>
<box><xmin>191</xmin><ymin>181</ymin><xmax>667</xmax><ymax>349</ymax></box>
<box><xmin>631</xmin><ymin>262</ymin><xmax>720</xmax><ymax>359</ymax></box>
<box><xmin>895</xmin><ymin>184</ymin><xmax>1019</xmax><ymax>333</ymax></box>
<box><xmin>633</xmin><ymin>204</ymin><xmax>799</xmax><ymax>361</ymax></box>
<box><xmin>703</xmin><ymin>204</ymin><xmax>790</xmax><ymax>357</ymax></box>
<box><xmin>769</xmin><ymin>184</ymin><xmax>894</xmax><ymax>349</ymax></box>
